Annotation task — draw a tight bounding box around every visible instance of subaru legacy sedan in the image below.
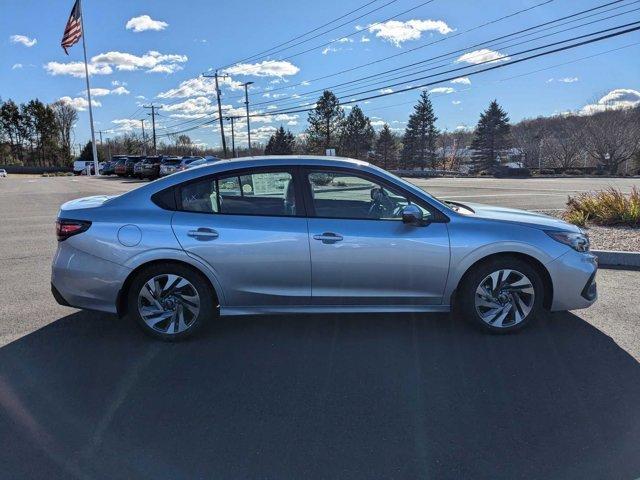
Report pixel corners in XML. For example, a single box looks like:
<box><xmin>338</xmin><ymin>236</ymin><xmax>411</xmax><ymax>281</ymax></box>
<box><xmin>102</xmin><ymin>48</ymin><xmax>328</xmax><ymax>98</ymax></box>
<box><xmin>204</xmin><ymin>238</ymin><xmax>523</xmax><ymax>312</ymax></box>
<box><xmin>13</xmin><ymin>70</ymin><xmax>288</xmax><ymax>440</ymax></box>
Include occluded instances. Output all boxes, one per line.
<box><xmin>51</xmin><ymin>156</ymin><xmax>597</xmax><ymax>341</ymax></box>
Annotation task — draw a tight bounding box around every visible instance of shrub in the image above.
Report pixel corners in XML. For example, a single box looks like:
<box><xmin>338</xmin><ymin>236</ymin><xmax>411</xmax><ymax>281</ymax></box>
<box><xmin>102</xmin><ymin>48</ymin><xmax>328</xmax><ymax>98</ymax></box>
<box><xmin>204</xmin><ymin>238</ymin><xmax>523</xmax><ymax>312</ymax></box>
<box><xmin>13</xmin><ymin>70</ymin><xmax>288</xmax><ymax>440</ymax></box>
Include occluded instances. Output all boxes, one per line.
<box><xmin>563</xmin><ymin>169</ymin><xmax>583</xmax><ymax>176</ymax></box>
<box><xmin>540</xmin><ymin>168</ymin><xmax>555</xmax><ymax>175</ymax></box>
<box><xmin>563</xmin><ymin>187</ymin><xmax>640</xmax><ymax>226</ymax></box>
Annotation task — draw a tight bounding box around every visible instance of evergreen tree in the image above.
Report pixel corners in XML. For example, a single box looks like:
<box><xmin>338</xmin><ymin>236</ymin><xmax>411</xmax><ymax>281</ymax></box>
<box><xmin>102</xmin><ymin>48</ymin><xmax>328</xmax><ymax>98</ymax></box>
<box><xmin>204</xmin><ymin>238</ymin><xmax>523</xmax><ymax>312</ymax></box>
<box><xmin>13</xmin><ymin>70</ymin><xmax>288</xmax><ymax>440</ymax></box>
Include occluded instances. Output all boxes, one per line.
<box><xmin>80</xmin><ymin>141</ymin><xmax>102</xmax><ymax>161</ymax></box>
<box><xmin>470</xmin><ymin>99</ymin><xmax>511</xmax><ymax>171</ymax></box>
<box><xmin>264</xmin><ymin>126</ymin><xmax>295</xmax><ymax>155</ymax></box>
<box><xmin>339</xmin><ymin>105</ymin><xmax>375</xmax><ymax>159</ymax></box>
<box><xmin>401</xmin><ymin>91</ymin><xmax>439</xmax><ymax>169</ymax></box>
<box><xmin>375</xmin><ymin>124</ymin><xmax>399</xmax><ymax>169</ymax></box>
<box><xmin>306</xmin><ymin>90</ymin><xmax>344</xmax><ymax>154</ymax></box>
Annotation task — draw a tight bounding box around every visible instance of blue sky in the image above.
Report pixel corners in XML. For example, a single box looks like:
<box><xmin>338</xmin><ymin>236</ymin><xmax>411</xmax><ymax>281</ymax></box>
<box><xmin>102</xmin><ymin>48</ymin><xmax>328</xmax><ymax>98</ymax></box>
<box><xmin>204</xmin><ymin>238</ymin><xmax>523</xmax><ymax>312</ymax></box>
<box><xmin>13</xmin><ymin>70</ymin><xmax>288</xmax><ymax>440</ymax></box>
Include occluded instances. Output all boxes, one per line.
<box><xmin>2</xmin><ymin>0</ymin><xmax>639</xmax><ymax>150</ymax></box>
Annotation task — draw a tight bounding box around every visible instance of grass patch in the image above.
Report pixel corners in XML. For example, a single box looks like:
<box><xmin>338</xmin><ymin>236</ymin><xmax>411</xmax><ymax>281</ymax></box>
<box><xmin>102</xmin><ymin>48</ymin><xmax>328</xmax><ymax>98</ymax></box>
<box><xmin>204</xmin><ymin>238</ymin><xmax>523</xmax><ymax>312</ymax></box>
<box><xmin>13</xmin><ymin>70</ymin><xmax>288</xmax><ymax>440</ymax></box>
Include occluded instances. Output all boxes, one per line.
<box><xmin>564</xmin><ymin>187</ymin><xmax>640</xmax><ymax>227</ymax></box>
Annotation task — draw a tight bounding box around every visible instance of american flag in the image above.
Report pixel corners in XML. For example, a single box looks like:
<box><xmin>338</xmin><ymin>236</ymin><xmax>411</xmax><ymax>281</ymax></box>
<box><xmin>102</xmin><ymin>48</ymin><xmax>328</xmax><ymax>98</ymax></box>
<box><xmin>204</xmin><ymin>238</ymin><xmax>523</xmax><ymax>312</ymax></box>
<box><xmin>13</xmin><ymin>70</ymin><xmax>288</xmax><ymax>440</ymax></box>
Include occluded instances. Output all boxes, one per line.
<box><xmin>61</xmin><ymin>0</ymin><xmax>82</xmax><ymax>55</ymax></box>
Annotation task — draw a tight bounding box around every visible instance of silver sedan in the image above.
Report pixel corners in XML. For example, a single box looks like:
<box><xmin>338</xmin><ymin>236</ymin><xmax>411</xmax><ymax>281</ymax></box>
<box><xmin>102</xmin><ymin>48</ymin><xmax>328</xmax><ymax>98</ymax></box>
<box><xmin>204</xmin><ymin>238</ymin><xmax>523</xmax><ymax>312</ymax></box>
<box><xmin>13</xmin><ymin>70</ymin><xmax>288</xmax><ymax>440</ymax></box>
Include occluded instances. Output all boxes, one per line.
<box><xmin>51</xmin><ymin>156</ymin><xmax>597</xmax><ymax>340</ymax></box>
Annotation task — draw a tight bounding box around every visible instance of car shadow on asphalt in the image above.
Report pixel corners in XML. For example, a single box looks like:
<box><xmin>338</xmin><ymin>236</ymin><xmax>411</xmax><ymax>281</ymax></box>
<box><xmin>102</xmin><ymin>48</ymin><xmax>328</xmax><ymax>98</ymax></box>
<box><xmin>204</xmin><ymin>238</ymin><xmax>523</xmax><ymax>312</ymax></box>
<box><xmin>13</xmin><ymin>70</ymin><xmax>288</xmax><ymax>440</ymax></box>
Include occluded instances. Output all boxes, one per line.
<box><xmin>0</xmin><ymin>310</ymin><xmax>639</xmax><ymax>480</ymax></box>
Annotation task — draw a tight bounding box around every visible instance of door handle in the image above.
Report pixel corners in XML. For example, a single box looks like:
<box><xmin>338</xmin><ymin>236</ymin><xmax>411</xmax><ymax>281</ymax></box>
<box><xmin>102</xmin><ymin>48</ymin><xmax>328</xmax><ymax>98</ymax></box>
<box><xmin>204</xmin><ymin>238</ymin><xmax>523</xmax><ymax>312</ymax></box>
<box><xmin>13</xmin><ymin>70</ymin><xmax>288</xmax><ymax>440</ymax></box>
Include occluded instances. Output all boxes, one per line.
<box><xmin>187</xmin><ymin>228</ymin><xmax>219</xmax><ymax>240</ymax></box>
<box><xmin>313</xmin><ymin>232</ymin><xmax>343</xmax><ymax>243</ymax></box>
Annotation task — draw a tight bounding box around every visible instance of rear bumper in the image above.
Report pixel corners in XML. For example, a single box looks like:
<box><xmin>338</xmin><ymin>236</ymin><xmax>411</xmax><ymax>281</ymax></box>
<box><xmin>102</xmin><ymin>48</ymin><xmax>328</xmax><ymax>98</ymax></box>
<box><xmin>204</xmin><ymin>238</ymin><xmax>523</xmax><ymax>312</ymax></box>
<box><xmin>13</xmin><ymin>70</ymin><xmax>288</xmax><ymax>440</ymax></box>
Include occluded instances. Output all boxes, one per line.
<box><xmin>547</xmin><ymin>250</ymin><xmax>598</xmax><ymax>311</ymax></box>
<box><xmin>51</xmin><ymin>243</ymin><xmax>131</xmax><ymax>314</ymax></box>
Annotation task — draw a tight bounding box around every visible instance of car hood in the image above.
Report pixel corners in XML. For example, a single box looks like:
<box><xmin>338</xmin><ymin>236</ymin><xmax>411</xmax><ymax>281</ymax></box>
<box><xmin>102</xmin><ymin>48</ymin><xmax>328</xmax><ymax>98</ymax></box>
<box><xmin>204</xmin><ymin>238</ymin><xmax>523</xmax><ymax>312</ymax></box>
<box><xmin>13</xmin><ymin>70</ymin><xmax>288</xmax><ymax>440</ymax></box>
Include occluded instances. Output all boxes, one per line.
<box><xmin>455</xmin><ymin>201</ymin><xmax>580</xmax><ymax>232</ymax></box>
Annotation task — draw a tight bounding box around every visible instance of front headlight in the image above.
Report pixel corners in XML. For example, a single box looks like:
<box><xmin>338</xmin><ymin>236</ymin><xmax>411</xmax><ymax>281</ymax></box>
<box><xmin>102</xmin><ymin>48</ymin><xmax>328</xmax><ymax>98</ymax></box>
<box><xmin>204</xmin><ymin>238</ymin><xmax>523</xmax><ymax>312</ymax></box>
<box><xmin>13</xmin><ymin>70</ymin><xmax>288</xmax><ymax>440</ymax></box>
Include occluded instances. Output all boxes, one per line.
<box><xmin>545</xmin><ymin>230</ymin><xmax>590</xmax><ymax>252</ymax></box>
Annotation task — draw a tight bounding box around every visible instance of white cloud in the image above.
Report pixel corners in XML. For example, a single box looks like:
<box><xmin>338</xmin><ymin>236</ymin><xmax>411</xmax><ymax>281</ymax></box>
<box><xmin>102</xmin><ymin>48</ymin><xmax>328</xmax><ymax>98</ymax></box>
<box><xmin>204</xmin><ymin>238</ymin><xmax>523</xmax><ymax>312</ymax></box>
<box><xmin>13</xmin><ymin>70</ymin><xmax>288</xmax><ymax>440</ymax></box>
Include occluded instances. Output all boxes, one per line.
<box><xmin>456</xmin><ymin>49</ymin><xmax>509</xmax><ymax>65</ymax></box>
<box><xmin>58</xmin><ymin>96</ymin><xmax>102</xmax><ymax>111</ymax></box>
<box><xmin>111</xmin><ymin>80</ymin><xmax>127</xmax><ymax>86</ymax></box>
<box><xmin>111</xmin><ymin>119</ymin><xmax>142</xmax><ymax>132</ymax></box>
<box><xmin>429</xmin><ymin>86</ymin><xmax>455</xmax><ymax>94</ymax></box>
<box><xmin>111</xmin><ymin>86</ymin><xmax>130</xmax><ymax>95</ymax></box>
<box><xmin>81</xmin><ymin>86</ymin><xmax>130</xmax><ymax>97</ymax></box>
<box><xmin>91</xmin><ymin>50</ymin><xmax>187</xmax><ymax>73</ymax></box>
<box><xmin>10</xmin><ymin>34</ymin><xmax>37</xmax><ymax>47</ymax></box>
<box><xmin>337</xmin><ymin>37</ymin><xmax>353</xmax><ymax>44</ymax></box>
<box><xmin>559</xmin><ymin>77</ymin><xmax>579</xmax><ymax>83</ymax></box>
<box><xmin>11</xmin><ymin>63</ymin><xmax>23</xmax><ymax>70</ymax></box>
<box><xmin>45</xmin><ymin>50</ymin><xmax>186</xmax><ymax>77</ymax></box>
<box><xmin>136</xmin><ymin>95</ymin><xmax>146</xmax><ymax>100</ymax></box>
<box><xmin>451</xmin><ymin>77</ymin><xmax>471</xmax><ymax>85</ymax></box>
<box><xmin>370</xmin><ymin>120</ymin><xmax>386</xmax><ymax>127</ymax></box>
<box><xmin>157</xmin><ymin>75</ymin><xmax>243</xmax><ymax>99</ymax></box>
<box><xmin>164</xmin><ymin>96</ymin><xmax>216</xmax><ymax>115</ymax></box>
<box><xmin>580</xmin><ymin>88</ymin><xmax>640</xmax><ymax>115</ymax></box>
<box><xmin>452</xmin><ymin>100</ymin><xmax>462</xmax><ymax>105</ymax></box>
<box><xmin>300</xmin><ymin>80</ymin><xmax>311</xmax><ymax>86</ymax></box>
<box><xmin>125</xmin><ymin>15</ymin><xmax>168</xmax><ymax>32</ymax></box>
<box><xmin>360</xmin><ymin>35</ymin><xmax>370</xmax><ymax>43</ymax></box>
<box><xmin>85</xmin><ymin>88</ymin><xmax>111</xmax><ymax>97</ymax></box>
<box><xmin>147</xmin><ymin>63</ymin><xmax>183</xmax><ymax>74</ymax></box>
<box><xmin>368</xmin><ymin>19</ymin><xmax>453</xmax><ymax>47</ymax></box>
<box><xmin>379</xmin><ymin>88</ymin><xmax>394</xmax><ymax>94</ymax></box>
<box><xmin>44</xmin><ymin>61</ymin><xmax>113</xmax><ymax>78</ymax></box>
<box><xmin>322</xmin><ymin>46</ymin><xmax>339</xmax><ymax>55</ymax></box>
<box><xmin>223</xmin><ymin>60</ymin><xmax>300</xmax><ymax>77</ymax></box>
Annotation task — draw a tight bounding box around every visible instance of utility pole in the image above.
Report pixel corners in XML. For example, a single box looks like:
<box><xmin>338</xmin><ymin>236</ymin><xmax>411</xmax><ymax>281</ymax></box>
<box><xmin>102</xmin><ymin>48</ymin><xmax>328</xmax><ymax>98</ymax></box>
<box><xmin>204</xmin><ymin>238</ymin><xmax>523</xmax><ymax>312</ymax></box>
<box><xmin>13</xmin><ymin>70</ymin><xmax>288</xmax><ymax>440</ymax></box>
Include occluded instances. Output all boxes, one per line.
<box><xmin>140</xmin><ymin>119</ymin><xmax>147</xmax><ymax>156</ymax></box>
<box><xmin>97</xmin><ymin>130</ymin><xmax>104</xmax><ymax>145</ymax></box>
<box><xmin>143</xmin><ymin>104</ymin><xmax>163</xmax><ymax>155</ymax></box>
<box><xmin>106</xmin><ymin>138</ymin><xmax>111</xmax><ymax>160</ymax></box>
<box><xmin>242</xmin><ymin>81</ymin><xmax>254</xmax><ymax>153</ymax></box>
<box><xmin>204</xmin><ymin>71</ymin><xmax>228</xmax><ymax>158</ymax></box>
<box><xmin>226</xmin><ymin>117</ymin><xmax>239</xmax><ymax>157</ymax></box>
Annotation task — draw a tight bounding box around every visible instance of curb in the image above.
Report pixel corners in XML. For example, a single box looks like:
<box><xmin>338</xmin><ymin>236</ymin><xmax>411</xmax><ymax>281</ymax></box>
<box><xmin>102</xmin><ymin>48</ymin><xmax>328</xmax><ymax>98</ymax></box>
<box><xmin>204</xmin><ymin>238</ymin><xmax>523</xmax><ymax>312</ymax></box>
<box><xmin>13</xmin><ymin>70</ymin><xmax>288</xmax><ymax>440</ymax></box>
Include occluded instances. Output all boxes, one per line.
<box><xmin>593</xmin><ymin>250</ymin><xmax>640</xmax><ymax>268</ymax></box>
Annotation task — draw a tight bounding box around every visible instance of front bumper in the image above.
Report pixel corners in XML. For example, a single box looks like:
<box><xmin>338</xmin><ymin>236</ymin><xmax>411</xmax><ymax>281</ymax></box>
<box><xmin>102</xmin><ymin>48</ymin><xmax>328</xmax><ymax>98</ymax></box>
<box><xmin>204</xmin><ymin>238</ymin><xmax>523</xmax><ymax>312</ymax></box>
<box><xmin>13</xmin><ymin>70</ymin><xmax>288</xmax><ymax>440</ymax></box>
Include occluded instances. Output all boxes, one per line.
<box><xmin>51</xmin><ymin>243</ymin><xmax>131</xmax><ymax>314</ymax></box>
<box><xmin>547</xmin><ymin>249</ymin><xmax>598</xmax><ymax>311</ymax></box>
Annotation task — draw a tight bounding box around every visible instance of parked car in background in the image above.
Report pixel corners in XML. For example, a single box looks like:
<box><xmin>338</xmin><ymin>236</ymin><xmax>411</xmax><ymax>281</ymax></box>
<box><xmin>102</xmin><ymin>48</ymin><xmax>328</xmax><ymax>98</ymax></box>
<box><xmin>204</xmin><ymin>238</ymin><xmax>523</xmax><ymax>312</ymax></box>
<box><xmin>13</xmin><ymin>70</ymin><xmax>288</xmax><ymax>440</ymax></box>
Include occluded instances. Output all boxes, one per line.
<box><xmin>73</xmin><ymin>160</ymin><xmax>93</xmax><ymax>175</ymax></box>
<box><xmin>114</xmin><ymin>158</ymin><xmax>128</xmax><ymax>176</ymax></box>
<box><xmin>51</xmin><ymin>156</ymin><xmax>597</xmax><ymax>341</ymax></box>
<box><xmin>159</xmin><ymin>156</ymin><xmax>203</xmax><ymax>177</ymax></box>
<box><xmin>0</xmin><ymin>169</ymin><xmax>7</xmax><ymax>177</ymax></box>
<box><xmin>124</xmin><ymin>156</ymin><xmax>143</xmax><ymax>177</ymax></box>
<box><xmin>133</xmin><ymin>158</ymin><xmax>146</xmax><ymax>178</ymax></box>
<box><xmin>138</xmin><ymin>156</ymin><xmax>163</xmax><ymax>180</ymax></box>
<box><xmin>185</xmin><ymin>156</ymin><xmax>220</xmax><ymax>169</ymax></box>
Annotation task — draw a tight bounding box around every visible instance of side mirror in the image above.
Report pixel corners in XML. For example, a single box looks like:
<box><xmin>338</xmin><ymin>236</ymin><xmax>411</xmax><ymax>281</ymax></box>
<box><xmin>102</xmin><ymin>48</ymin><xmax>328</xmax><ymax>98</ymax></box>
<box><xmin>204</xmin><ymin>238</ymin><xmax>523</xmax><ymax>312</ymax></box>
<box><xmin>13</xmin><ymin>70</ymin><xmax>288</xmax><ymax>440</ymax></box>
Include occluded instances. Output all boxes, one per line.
<box><xmin>401</xmin><ymin>204</ymin><xmax>427</xmax><ymax>226</ymax></box>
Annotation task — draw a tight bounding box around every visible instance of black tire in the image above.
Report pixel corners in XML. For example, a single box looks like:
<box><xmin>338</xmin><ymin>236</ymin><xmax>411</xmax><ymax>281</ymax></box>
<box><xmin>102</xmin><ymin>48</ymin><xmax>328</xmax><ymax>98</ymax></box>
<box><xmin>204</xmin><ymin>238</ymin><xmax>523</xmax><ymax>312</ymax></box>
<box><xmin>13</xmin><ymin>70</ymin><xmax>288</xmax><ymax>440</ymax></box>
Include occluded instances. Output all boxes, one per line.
<box><xmin>127</xmin><ymin>263</ymin><xmax>217</xmax><ymax>341</ymax></box>
<box><xmin>456</xmin><ymin>256</ymin><xmax>544</xmax><ymax>334</ymax></box>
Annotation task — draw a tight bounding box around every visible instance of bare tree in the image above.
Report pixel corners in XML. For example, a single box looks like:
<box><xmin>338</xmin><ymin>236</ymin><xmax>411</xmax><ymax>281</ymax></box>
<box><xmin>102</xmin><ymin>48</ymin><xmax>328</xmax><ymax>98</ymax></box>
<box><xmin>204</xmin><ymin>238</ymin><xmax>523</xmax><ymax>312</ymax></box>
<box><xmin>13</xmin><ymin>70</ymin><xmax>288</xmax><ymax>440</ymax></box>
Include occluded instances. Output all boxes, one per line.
<box><xmin>583</xmin><ymin>106</ymin><xmax>640</xmax><ymax>173</ymax></box>
<box><xmin>51</xmin><ymin>100</ymin><xmax>77</xmax><ymax>162</ymax></box>
<box><xmin>511</xmin><ymin>117</ymin><xmax>547</xmax><ymax>169</ymax></box>
<box><xmin>543</xmin><ymin>115</ymin><xmax>584</xmax><ymax>169</ymax></box>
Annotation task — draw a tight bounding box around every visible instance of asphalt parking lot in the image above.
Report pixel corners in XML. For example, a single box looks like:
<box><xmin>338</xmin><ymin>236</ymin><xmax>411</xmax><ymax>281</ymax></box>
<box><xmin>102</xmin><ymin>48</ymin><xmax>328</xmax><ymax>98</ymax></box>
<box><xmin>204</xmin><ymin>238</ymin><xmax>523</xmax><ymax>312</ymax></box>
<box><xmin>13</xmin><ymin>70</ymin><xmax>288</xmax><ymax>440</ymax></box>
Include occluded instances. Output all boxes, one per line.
<box><xmin>1</xmin><ymin>175</ymin><xmax>639</xmax><ymax>479</ymax></box>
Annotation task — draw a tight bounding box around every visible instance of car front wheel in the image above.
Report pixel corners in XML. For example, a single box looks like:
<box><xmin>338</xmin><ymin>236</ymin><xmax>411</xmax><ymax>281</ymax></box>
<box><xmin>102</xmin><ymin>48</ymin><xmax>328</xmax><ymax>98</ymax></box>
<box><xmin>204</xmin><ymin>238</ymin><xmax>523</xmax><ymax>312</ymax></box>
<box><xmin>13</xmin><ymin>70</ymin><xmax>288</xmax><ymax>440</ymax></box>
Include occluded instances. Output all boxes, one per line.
<box><xmin>127</xmin><ymin>264</ymin><xmax>216</xmax><ymax>341</ymax></box>
<box><xmin>457</xmin><ymin>257</ymin><xmax>544</xmax><ymax>333</ymax></box>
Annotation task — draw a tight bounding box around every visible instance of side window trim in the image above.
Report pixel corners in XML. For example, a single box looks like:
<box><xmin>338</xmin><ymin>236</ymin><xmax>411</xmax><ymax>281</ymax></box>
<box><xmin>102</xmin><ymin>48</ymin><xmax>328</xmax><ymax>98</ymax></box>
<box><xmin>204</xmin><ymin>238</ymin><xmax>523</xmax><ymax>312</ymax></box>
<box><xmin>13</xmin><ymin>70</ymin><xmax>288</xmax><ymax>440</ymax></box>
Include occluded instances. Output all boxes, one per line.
<box><xmin>176</xmin><ymin>166</ymin><xmax>306</xmax><ymax>217</ymax></box>
<box><xmin>300</xmin><ymin>166</ymin><xmax>447</xmax><ymax>222</ymax></box>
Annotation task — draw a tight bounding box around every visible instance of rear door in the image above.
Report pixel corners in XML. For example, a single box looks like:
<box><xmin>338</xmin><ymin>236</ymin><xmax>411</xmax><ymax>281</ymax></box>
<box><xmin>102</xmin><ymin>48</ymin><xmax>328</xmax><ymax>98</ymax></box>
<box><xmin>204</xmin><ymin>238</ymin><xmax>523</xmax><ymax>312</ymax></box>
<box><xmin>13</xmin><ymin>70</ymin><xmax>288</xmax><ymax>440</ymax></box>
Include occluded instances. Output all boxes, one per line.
<box><xmin>302</xmin><ymin>168</ymin><xmax>450</xmax><ymax>306</ymax></box>
<box><xmin>171</xmin><ymin>166</ymin><xmax>311</xmax><ymax>308</ymax></box>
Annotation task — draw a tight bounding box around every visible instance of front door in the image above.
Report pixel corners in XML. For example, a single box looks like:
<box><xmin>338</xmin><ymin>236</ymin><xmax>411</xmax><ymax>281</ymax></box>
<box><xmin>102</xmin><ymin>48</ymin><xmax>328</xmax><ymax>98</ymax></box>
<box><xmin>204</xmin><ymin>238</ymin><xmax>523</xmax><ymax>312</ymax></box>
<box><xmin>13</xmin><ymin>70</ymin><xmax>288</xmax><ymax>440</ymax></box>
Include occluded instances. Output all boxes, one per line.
<box><xmin>171</xmin><ymin>167</ymin><xmax>311</xmax><ymax>307</ymax></box>
<box><xmin>303</xmin><ymin>169</ymin><xmax>450</xmax><ymax>306</ymax></box>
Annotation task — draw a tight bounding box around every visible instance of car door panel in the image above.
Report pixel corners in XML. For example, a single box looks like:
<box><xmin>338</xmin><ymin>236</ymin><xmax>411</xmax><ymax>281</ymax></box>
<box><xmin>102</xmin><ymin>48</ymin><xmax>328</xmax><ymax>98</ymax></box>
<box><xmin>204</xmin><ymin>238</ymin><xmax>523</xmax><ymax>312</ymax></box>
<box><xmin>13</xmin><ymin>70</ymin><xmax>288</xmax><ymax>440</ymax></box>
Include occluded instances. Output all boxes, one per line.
<box><xmin>172</xmin><ymin>212</ymin><xmax>311</xmax><ymax>307</ymax></box>
<box><xmin>308</xmin><ymin>218</ymin><xmax>450</xmax><ymax>305</ymax></box>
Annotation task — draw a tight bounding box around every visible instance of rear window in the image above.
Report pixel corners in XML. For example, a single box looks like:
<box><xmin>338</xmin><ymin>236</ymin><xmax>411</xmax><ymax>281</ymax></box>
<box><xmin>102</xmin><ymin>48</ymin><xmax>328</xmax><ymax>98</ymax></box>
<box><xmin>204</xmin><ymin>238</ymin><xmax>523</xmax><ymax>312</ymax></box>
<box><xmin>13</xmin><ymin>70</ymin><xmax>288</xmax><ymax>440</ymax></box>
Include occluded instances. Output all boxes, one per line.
<box><xmin>163</xmin><ymin>159</ymin><xmax>181</xmax><ymax>165</ymax></box>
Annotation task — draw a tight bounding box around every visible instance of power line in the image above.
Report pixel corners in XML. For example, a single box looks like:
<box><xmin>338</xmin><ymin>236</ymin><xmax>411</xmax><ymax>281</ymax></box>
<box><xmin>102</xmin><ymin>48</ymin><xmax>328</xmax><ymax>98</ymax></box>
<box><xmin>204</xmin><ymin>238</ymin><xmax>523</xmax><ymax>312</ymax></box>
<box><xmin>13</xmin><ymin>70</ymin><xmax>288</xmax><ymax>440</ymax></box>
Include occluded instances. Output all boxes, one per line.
<box><xmin>157</xmin><ymin>22</ymin><xmax>640</xmax><ymax>137</ymax></box>
<box><xmin>157</xmin><ymin>1</ymin><xmax>636</xmax><ymax>132</ymax></box>
<box><xmin>218</xmin><ymin>0</ymin><xmax>395</xmax><ymax>69</ymax></box>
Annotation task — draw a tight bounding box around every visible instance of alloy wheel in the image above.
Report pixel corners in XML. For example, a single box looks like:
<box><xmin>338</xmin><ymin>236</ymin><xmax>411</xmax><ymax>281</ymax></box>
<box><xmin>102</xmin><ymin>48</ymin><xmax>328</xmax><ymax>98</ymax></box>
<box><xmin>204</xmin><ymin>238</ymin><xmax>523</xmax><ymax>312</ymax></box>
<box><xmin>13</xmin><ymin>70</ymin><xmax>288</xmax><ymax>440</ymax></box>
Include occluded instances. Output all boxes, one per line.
<box><xmin>137</xmin><ymin>274</ymin><xmax>200</xmax><ymax>334</ymax></box>
<box><xmin>474</xmin><ymin>269</ymin><xmax>535</xmax><ymax>328</ymax></box>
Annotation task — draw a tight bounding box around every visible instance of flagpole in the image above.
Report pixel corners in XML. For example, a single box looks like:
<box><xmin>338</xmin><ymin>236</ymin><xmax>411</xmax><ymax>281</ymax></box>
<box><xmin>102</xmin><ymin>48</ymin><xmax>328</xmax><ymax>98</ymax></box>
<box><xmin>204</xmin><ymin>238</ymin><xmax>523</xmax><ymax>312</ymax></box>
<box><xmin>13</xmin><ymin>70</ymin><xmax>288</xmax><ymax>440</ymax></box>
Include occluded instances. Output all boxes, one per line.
<box><xmin>79</xmin><ymin>0</ymin><xmax>99</xmax><ymax>176</ymax></box>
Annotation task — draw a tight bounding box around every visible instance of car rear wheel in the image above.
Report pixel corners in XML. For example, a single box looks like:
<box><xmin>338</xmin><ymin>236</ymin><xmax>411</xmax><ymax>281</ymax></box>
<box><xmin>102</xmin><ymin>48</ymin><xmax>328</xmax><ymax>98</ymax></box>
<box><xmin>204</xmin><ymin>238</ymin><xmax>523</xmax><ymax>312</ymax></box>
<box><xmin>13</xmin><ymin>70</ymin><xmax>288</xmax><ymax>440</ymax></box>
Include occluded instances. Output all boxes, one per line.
<box><xmin>457</xmin><ymin>257</ymin><xmax>544</xmax><ymax>333</ymax></box>
<box><xmin>127</xmin><ymin>264</ymin><xmax>216</xmax><ymax>341</ymax></box>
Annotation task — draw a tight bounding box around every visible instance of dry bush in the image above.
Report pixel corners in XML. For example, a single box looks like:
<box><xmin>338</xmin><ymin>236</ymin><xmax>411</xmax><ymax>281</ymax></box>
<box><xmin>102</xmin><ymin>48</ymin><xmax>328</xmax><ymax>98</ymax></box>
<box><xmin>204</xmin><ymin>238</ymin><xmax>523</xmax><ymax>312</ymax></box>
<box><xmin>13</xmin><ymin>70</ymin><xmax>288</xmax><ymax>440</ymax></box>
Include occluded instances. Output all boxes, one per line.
<box><xmin>564</xmin><ymin>187</ymin><xmax>640</xmax><ymax>227</ymax></box>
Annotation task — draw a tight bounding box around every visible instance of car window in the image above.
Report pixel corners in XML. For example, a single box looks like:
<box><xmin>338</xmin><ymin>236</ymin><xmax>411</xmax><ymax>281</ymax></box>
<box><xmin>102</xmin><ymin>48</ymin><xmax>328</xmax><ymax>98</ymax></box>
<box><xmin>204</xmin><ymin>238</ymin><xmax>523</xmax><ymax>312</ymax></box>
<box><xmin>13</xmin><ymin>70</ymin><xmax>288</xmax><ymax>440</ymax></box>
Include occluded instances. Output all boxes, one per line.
<box><xmin>307</xmin><ymin>171</ymin><xmax>430</xmax><ymax>221</ymax></box>
<box><xmin>180</xmin><ymin>170</ymin><xmax>297</xmax><ymax>216</ymax></box>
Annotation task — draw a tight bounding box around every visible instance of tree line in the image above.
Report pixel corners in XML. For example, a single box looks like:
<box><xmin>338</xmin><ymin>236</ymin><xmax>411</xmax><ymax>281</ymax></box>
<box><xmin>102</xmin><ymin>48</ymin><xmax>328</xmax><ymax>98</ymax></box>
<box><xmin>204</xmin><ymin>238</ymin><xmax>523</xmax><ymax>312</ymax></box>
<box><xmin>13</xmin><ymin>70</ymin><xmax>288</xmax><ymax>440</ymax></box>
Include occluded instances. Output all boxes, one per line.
<box><xmin>3</xmin><ymin>90</ymin><xmax>638</xmax><ymax>175</ymax></box>
<box><xmin>0</xmin><ymin>98</ymin><xmax>77</xmax><ymax>167</ymax></box>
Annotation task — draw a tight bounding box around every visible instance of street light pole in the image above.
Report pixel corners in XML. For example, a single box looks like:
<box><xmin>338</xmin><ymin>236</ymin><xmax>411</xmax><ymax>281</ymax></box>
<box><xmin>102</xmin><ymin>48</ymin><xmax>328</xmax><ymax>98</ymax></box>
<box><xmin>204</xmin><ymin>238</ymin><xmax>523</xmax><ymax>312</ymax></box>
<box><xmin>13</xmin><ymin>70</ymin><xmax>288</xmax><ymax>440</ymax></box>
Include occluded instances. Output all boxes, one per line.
<box><xmin>226</xmin><ymin>117</ymin><xmax>238</xmax><ymax>157</ymax></box>
<box><xmin>140</xmin><ymin>119</ymin><xmax>147</xmax><ymax>156</ymax></box>
<box><xmin>242</xmin><ymin>81</ymin><xmax>254</xmax><ymax>153</ymax></box>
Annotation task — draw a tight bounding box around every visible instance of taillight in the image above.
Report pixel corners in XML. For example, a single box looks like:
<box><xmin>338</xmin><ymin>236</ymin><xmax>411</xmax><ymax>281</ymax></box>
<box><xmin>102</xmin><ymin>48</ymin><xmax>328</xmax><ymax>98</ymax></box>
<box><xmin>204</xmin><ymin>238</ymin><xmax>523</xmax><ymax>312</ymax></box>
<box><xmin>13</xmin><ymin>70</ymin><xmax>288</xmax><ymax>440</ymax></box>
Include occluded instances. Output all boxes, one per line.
<box><xmin>56</xmin><ymin>219</ymin><xmax>91</xmax><ymax>241</ymax></box>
